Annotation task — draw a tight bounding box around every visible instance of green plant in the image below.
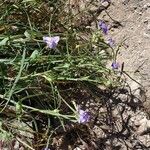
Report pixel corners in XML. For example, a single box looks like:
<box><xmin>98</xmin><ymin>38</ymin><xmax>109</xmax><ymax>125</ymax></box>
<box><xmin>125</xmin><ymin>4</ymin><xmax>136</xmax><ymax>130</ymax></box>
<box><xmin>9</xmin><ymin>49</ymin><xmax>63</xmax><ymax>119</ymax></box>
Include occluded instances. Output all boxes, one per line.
<box><xmin>0</xmin><ymin>0</ymin><xmax>118</xmax><ymax>149</ymax></box>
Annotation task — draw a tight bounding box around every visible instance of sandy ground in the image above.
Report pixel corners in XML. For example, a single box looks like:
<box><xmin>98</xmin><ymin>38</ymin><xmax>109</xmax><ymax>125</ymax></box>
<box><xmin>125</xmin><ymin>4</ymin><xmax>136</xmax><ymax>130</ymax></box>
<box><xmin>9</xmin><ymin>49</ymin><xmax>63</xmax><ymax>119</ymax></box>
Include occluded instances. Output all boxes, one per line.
<box><xmin>105</xmin><ymin>0</ymin><xmax>150</xmax><ymax>99</ymax></box>
<box><xmin>101</xmin><ymin>1</ymin><xmax>150</xmax><ymax>149</ymax></box>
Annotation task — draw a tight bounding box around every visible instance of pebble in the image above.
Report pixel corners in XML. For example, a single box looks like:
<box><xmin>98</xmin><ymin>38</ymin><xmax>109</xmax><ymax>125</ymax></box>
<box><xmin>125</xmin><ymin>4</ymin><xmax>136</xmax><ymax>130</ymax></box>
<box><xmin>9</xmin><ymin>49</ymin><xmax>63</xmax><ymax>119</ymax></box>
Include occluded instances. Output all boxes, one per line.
<box><xmin>132</xmin><ymin>5</ymin><xmax>137</xmax><ymax>10</ymax></box>
<box><xmin>143</xmin><ymin>20</ymin><xmax>148</xmax><ymax>24</ymax></box>
<box><xmin>143</xmin><ymin>33</ymin><xmax>150</xmax><ymax>38</ymax></box>
<box><xmin>143</xmin><ymin>3</ymin><xmax>150</xmax><ymax>10</ymax></box>
<box><xmin>101</xmin><ymin>1</ymin><xmax>109</xmax><ymax>7</ymax></box>
<box><xmin>147</xmin><ymin>24</ymin><xmax>150</xmax><ymax>31</ymax></box>
<box><xmin>139</xmin><ymin>12</ymin><xmax>142</xmax><ymax>15</ymax></box>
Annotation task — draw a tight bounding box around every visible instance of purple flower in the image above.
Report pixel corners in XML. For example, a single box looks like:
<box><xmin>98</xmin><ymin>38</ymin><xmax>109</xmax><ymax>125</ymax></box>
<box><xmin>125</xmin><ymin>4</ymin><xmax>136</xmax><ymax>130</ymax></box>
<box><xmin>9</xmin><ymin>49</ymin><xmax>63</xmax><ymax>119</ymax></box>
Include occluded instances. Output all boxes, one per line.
<box><xmin>78</xmin><ymin>109</ymin><xmax>90</xmax><ymax>123</ymax></box>
<box><xmin>108</xmin><ymin>38</ymin><xmax>115</xmax><ymax>47</ymax></box>
<box><xmin>43</xmin><ymin>36</ymin><xmax>60</xmax><ymax>49</ymax></box>
<box><xmin>111</xmin><ymin>62</ymin><xmax>119</xmax><ymax>69</ymax></box>
<box><xmin>98</xmin><ymin>21</ymin><xmax>108</xmax><ymax>34</ymax></box>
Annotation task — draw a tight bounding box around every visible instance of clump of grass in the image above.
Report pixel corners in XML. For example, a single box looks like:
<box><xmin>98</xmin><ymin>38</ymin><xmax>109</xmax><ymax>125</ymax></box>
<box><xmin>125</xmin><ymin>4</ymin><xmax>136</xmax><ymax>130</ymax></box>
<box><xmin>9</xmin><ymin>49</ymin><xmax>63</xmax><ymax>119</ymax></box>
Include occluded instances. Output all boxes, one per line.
<box><xmin>0</xmin><ymin>0</ymin><xmax>119</xmax><ymax>149</ymax></box>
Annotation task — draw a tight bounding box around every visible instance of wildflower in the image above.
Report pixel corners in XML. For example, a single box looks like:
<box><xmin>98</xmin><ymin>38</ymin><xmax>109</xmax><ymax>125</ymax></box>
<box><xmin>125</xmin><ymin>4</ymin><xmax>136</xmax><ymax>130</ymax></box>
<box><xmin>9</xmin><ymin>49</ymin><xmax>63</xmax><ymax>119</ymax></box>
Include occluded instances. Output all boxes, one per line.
<box><xmin>108</xmin><ymin>38</ymin><xmax>115</xmax><ymax>47</ymax></box>
<box><xmin>98</xmin><ymin>21</ymin><xmax>108</xmax><ymax>34</ymax></box>
<box><xmin>111</xmin><ymin>62</ymin><xmax>119</xmax><ymax>69</ymax></box>
<box><xmin>43</xmin><ymin>36</ymin><xmax>60</xmax><ymax>49</ymax></box>
<box><xmin>78</xmin><ymin>109</ymin><xmax>90</xmax><ymax>123</ymax></box>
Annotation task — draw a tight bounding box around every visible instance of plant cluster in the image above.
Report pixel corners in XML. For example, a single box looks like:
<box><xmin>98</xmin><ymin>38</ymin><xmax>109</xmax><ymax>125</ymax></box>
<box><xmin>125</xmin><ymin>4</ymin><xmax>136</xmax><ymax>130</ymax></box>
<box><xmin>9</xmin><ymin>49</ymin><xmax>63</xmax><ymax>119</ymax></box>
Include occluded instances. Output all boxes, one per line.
<box><xmin>0</xmin><ymin>0</ymin><xmax>120</xmax><ymax>149</ymax></box>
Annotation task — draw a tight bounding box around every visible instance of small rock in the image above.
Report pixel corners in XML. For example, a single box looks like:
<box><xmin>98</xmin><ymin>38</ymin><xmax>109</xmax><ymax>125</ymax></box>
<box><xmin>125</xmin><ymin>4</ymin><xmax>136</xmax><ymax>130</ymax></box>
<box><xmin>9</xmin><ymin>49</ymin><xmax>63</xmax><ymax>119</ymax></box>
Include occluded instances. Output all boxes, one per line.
<box><xmin>143</xmin><ymin>4</ymin><xmax>148</xmax><ymax>10</ymax></box>
<box><xmin>147</xmin><ymin>24</ymin><xmax>150</xmax><ymax>31</ymax></box>
<box><xmin>101</xmin><ymin>1</ymin><xmax>109</xmax><ymax>7</ymax></box>
<box><xmin>143</xmin><ymin>3</ymin><xmax>150</xmax><ymax>10</ymax></box>
<box><xmin>137</xmin><ymin>117</ymin><xmax>150</xmax><ymax>135</ymax></box>
<box><xmin>143</xmin><ymin>33</ymin><xmax>150</xmax><ymax>38</ymax></box>
<box><xmin>143</xmin><ymin>20</ymin><xmax>148</xmax><ymax>24</ymax></box>
<box><xmin>148</xmin><ymin>3</ymin><xmax>150</xmax><ymax>7</ymax></box>
<box><xmin>139</xmin><ymin>12</ymin><xmax>142</xmax><ymax>15</ymax></box>
<box><xmin>132</xmin><ymin>5</ymin><xmax>137</xmax><ymax>10</ymax></box>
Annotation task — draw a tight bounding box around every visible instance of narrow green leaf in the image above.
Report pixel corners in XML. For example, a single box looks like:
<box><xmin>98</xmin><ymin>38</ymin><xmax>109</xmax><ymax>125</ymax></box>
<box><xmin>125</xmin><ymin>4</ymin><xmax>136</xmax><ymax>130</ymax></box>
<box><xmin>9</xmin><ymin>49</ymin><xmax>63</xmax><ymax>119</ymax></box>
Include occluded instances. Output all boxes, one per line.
<box><xmin>0</xmin><ymin>37</ymin><xmax>9</xmax><ymax>46</ymax></box>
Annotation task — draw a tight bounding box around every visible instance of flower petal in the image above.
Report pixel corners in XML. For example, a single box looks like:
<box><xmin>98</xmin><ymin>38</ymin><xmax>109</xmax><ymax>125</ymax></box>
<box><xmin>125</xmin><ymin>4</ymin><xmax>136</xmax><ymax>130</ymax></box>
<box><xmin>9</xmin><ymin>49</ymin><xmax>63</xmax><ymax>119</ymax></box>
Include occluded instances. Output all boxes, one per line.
<box><xmin>98</xmin><ymin>21</ymin><xmax>108</xmax><ymax>35</ymax></box>
<box><xmin>108</xmin><ymin>38</ymin><xmax>115</xmax><ymax>47</ymax></box>
<box><xmin>52</xmin><ymin>36</ymin><xmax>60</xmax><ymax>44</ymax></box>
<box><xmin>43</xmin><ymin>36</ymin><xmax>60</xmax><ymax>49</ymax></box>
<box><xmin>43</xmin><ymin>36</ymin><xmax>51</xmax><ymax>42</ymax></box>
<box><xmin>78</xmin><ymin>109</ymin><xmax>90</xmax><ymax>123</ymax></box>
<box><xmin>111</xmin><ymin>62</ymin><xmax>119</xmax><ymax>69</ymax></box>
